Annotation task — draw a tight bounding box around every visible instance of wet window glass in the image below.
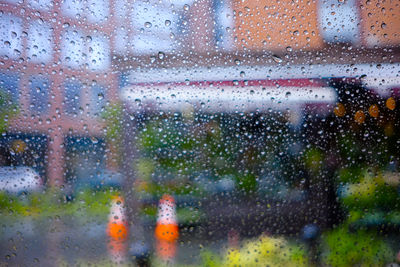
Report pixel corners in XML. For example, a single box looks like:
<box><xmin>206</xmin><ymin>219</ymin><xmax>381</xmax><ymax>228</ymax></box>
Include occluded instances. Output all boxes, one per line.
<box><xmin>29</xmin><ymin>76</ymin><xmax>49</xmax><ymax>114</ymax></box>
<box><xmin>64</xmin><ymin>80</ymin><xmax>82</xmax><ymax>116</ymax></box>
<box><xmin>1</xmin><ymin>0</ymin><xmax>400</xmax><ymax>266</ymax></box>
<box><xmin>0</xmin><ymin>72</ymin><xmax>19</xmax><ymax>104</ymax></box>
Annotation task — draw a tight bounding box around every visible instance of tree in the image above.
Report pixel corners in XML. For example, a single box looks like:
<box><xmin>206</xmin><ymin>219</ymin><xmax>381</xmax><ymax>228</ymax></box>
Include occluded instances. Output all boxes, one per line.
<box><xmin>0</xmin><ymin>88</ymin><xmax>18</xmax><ymax>133</ymax></box>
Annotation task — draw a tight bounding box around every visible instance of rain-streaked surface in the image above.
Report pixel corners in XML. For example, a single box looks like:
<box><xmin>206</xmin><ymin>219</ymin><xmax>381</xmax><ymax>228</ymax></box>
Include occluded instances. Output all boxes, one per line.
<box><xmin>1</xmin><ymin>0</ymin><xmax>400</xmax><ymax>266</ymax></box>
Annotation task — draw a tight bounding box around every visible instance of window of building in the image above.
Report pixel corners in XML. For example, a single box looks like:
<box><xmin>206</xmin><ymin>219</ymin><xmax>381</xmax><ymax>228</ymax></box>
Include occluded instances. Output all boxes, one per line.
<box><xmin>130</xmin><ymin>1</ymin><xmax>189</xmax><ymax>54</ymax></box>
<box><xmin>64</xmin><ymin>136</ymin><xmax>106</xmax><ymax>186</ymax></box>
<box><xmin>61</xmin><ymin>0</ymin><xmax>84</xmax><ymax>19</ymax></box>
<box><xmin>61</xmin><ymin>0</ymin><xmax>109</xmax><ymax>23</ymax></box>
<box><xmin>119</xmin><ymin>72</ymin><xmax>130</xmax><ymax>89</ymax></box>
<box><xmin>213</xmin><ymin>0</ymin><xmax>234</xmax><ymax>50</ymax></box>
<box><xmin>0</xmin><ymin>14</ymin><xmax>22</xmax><ymax>59</ymax></box>
<box><xmin>87</xmin><ymin>0</ymin><xmax>109</xmax><ymax>23</ymax></box>
<box><xmin>64</xmin><ymin>80</ymin><xmax>82</xmax><ymax>116</ymax></box>
<box><xmin>318</xmin><ymin>0</ymin><xmax>360</xmax><ymax>44</ymax></box>
<box><xmin>29</xmin><ymin>76</ymin><xmax>49</xmax><ymax>114</ymax></box>
<box><xmin>27</xmin><ymin>0</ymin><xmax>52</xmax><ymax>11</ymax></box>
<box><xmin>114</xmin><ymin>0</ymin><xmax>128</xmax><ymax>22</ymax></box>
<box><xmin>114</xmin><ymin>27</ymin><xmax>129</xmax><ymax>54</ymax></box>
<box><xmin>88</xmin><ymin>34</ymin><xmax>110</xmax><ymax>70</ymax></box>
<box><xmin>61</xmin><ymin>29</ymin><xmax>85</xmax><ymax>68</ymax></box>
<box><xmin>2</xmin><ymin>0</ymin><xmax>19</xmax><ymax>5</ymax></box>
<box><xmin>90</xmin><ymin>84</ymin><xmax>106</xmax><ymax>116</ymax></box>
<box><xmin>62</xmin><ymin>29</ymin><xmax>110</xmax><ymax>70</ymax></box>
<box><xmin>27</xmin><ymin>20</ymin><xmax>53</xmax><ymax>63</ymax></box>
<box><xmin>0</xmin><ymin>72</ymin><xmax>19</xmax><ymax>104</ymax></box>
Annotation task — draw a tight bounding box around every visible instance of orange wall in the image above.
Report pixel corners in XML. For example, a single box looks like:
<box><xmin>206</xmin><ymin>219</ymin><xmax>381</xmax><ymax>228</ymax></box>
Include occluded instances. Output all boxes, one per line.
<box><xmin>360</xmin><ymin>0</ymin><xmax>400</xmax><ymax>47</ymax></box>
<box><xmin>233</xmin><ymin>0</ymin><xmax>324</xmax><ymax>51</ymax></box>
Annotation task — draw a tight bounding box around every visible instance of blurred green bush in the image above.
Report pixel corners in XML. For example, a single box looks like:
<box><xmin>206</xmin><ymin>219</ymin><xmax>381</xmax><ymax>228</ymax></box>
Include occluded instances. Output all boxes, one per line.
<box><xmin>321</xmin><ymin>225</ymin><xmax>394</xmax><ymax>267</ymax></box>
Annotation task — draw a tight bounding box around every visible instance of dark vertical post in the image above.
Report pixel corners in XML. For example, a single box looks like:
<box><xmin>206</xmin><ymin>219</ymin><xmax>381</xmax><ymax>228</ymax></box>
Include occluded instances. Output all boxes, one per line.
<box><xmin>121</xmin><ymin>104</ymin><xmax>150</xmax><ymax>265</ymax></box>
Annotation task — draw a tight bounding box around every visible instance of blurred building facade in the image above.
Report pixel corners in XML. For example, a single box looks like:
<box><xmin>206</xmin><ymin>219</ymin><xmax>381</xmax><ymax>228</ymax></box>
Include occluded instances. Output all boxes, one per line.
<box><xmin>0</xmin><ymin>0</ymin><xmax>399</xmax><ymax>186</ymax></box>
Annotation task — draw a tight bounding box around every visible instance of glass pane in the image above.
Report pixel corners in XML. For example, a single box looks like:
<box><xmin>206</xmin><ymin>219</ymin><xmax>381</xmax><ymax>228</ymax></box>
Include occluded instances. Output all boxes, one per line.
<box><xmin>90</xmin><ymin>83</ymin><xmax>106</xmax><ymax>116</ymax></box>
<box><xmin>130</xmin><ymin>1</ymin><xmax>187</xmax><ymax>53</ymax></box>
<box><xmin>87</xmin><ymin>34</ymin><xmax>110</xmax><ymax>70</ymax></box>
<box><xmin>62</xmin><ymin>0</ymin><xmax>84</xmax><ymax>19</ymax></box>
<box><xmin>318</xmin><ymin>0</ymin><xmax>360</xmax><ymax>44</ymax></box>
<box><xmin>0</xmin><ymin>15</ymin><xmax>22</xmax><ymax>58</ymax></box>
<box><xmin>87</xmin><ymin>0</ymin><xmax>109</xmax><ymax>23</ymax></box>
<box><xmin>61</xmin><ymin>29</ymin><xmax>85</xmax><ymax>68</ymax></box>
<box><xmin>1</xmin><ymin>0</ymin><xmax>400</xmax><ymax>266</ymax></box>
<box><xmin>27</xmin><ymin>20</ymin><xmax>53</xmax><ymax>63</ymax></box>
<box><xmin>64</xmin><ymin>80</ymin><xmax>81</xmax><ymax>116</ymax></box>
<box><xmin>27</xmin><ymin>0</ymin><xmax>52</xmax><ymax>11</ymax></box>
<box><xmin>29</xmin><ymin>76</ymin><xmax>49</xmax><ymax>114</ymax></box>
<box><xmin>0</xmin><ymin>72</ymin><xmax>19</xmax><ymax>104</ymax></box>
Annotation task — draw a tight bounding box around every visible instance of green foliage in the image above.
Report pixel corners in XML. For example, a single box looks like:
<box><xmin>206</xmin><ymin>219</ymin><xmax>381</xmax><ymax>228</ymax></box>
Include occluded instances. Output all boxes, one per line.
<box><xmin>0</xmin><ymin>192</ymin><xmax>28</xmax><ymax>215</ymax></box>
<box><xmin>102</xmin><ymin>102</ymin><xmax>123</xmax><ymax>141</ymax></box>
<box><xmin>0</xmin><ymin>88</ymin><xmax>18</xmax><ymax>133</ymax></box>
<box><xmin>235</xmin><ymin>173</ymin><xmax>257</xmax><ymax>193</ymax></box>
<box><xmin>304</xmin><ymin>148</ymin><xmax>324</xmax><ymax>174</ymax></box>
<box><xmin>73</xmin><ymin>189</ymin><xmax>116</xmax><ymax>219</ymax></box>
<box><xmin>322</xmin><ymin>226</ymin><xmax>394</xmax><ymax>267</ymax></box>
<box><xmin>200</xmin><ymin>250</ymin><xmax>223</xmax><ymax>267</ymax></box>
<box><xmin>339</xmin><ymin>171</ymin><xmax>400</xmax><ymax>211</ymax></box>
<box><xmin>102</xmin><ymin>102</ymin><xmax>124</xmax><ymax>166</ymax></box>
<box><xmin>338</xmin><ymin>166</ymin><xmax>363</xmax><ymax>184</ymax></box>
<box><xmin>0</xmin><ymin>189</ymin><xmax>115</xmax><ymax>219</ymax></box>
<box><xmin>136</xmin><ymin>113</ymin><xmax>301</xmax><ymax>198</ymax></box>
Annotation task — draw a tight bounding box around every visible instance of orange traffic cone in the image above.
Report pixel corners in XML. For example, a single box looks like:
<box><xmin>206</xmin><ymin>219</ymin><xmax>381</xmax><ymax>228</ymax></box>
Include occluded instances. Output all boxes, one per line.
<box><xmin>106</xmin><ymin>195</ymin><xmax>129</xmax><ymax>264</ymax></box>
<box><xmin>155</xmin><ymin>194</ymin><xmax>179</xmax><ymax>263</ymax></box>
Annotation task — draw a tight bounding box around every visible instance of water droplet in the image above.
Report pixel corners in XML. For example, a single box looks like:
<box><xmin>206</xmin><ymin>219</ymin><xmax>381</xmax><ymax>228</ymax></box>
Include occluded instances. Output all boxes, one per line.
<box><xmin>158</xmin><ymin>52</ymin><xmax>165</xmax><ymax>60</ymax></box>
<box><xmin>272</xmin><ymin>55</ymin><xmax>283</xmax><ymax>63</ymax></box>
<box><xmin>286</xmin><ymin>46</ymin><xmax>292</xmax><ymax>52</ymax></box>
<box><xmin>144</xmin><ymin>22</ymin><xmax>152</xmax><ymax>28</ymax></box>
<box><xmin>165</xmin><ymin>20</ymin><xmax>171</xmax><ymax>26</ymax></box>
<box><xmin>234</xmin><ymin>59</ymin><xmax>241</xmax><ymax>65</ymax></box>
<box><xmin>183</xmin><ymin>4</ymin><xmax>190</xmax><ymax>11</ymax></box>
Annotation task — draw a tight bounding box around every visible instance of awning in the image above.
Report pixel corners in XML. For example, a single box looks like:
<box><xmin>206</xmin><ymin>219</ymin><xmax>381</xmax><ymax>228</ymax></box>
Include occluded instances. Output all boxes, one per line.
<box><xmin>121</xmin><ymin>79</ymin><xmax>336</xmax><ymax>113</ymax></box>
